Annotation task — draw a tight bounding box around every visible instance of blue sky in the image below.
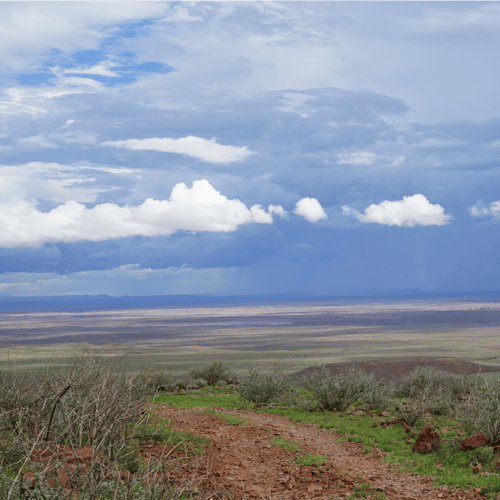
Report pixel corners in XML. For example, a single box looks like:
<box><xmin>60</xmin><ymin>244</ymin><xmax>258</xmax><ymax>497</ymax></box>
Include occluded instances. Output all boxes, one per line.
<box><xmin>0</xmin><ymin>2</ymin><xmax>499</xmax><ymax>297</ymax></box>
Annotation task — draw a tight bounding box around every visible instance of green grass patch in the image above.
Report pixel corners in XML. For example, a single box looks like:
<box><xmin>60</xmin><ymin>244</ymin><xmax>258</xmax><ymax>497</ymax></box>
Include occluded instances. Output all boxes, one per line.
<box><xmin>353</xmin><ymin>482</ymin><xmax>386</xmax><ymax>499</ymax></box>
<box><xmin>267</xmin><ymin>435</ymin><xmax>302</xmax><ymax>452</ymax></box>
<box><xmin>155</xmin><ymin>383</ymin><xmax>500</xmax><ymax>498</ymax></box>
<box><xmin>153</xmin><ymin>385</ymin><xmax>250</xmax><ymax>409</ymax></box>
<box><xmin>296</xmin><ymin>452</ymin><xmax>330</xmax><ymax>467</ymax></box>
<box><xmin>202</xmin><ymin>409</ymin><xmax>249</xmax><ymax>426</ymax></box>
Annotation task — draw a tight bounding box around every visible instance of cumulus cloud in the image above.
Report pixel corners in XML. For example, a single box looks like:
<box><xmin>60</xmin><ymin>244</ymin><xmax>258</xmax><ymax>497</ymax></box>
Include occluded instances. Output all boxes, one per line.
<box><xmin>342</xmin><ymin>194</ymin><xmax>452</xmax><ymax>227</ymax></box>
<box><xmin>0</xmin><ymin>179</ymin><xmax>280</xmax><ymax>247</ymax></box>
<box><xmin>102</xmin><ymin>136</ymin><xmax>255</xmax><ymax>164</ymax></box>
<box><xmin>469</xmin><ymin>200</ymin><xmax>500</xmax><ymax>217</ymax></box>
<box><xmin>294</xmin><ymin>198</ymin><xmax>327</xmax><ymax>222</ymax></box>
<box><xmin>268</xmin><ymin>204</ymin><xmax>288</xmax><ymax>217</ymax></box>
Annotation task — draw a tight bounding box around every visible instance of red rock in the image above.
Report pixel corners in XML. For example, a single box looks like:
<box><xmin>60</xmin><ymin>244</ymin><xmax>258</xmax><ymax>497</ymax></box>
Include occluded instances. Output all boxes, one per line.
<box><xmin>458</xmin><ymin>432</ymin><xmax>488</xmax><ymax>451</ymax></box>
<box><xmin>412</xmin><ymin>426</ymin><xmax>440</xmax><ymax>454</ymax></box>
<box><xmin>473</xmin><ymin>463</ymin><xmax>483</xmax><ymax>474</ymax></box>
<box><xmin>491</xmin><ymin>455</ymin><xmax>500</xmax><ymax>472</ymax></box>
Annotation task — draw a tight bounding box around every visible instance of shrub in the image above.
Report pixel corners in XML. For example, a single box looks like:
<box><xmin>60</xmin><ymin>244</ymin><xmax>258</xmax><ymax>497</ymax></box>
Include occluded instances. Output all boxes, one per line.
<box><xmin>394</xmin><ymin>385</ymin><xmax>450</xmax><ymax>427</ymax></box>
<box><xmin>394</xmin><ymin>365</ymin><xmax>484</xmax><ymax>401</ymax></box>
<box><xmin>237</xmin><ymin>364</ymin><xmax>291</xmax><ymax>404</ymax></box>
<box><xmin>0</xmin><ymin>356</ymin><xmax>208</xmax><ymax>499</ymax></box>
<box><xmin>302</xmin><ymin>366</ymin><xmax>376</xmax><ymax>412</ymax></box>
<box><xmin>362</xmin><ymin>379</ymin><xmax>396</xmax><ymax>411</ymax></box>
<box><xmin>452</xmin><ymin>380</ymin><xmax>500</xmax><ymax>445</ymax></box>
<box><xmin>130</xmin><ymin>367</ymin><xmax>172</xmax><ymax>393</ymax></box>
<box><xmin>189</xmin><ymin>361</ymin><xmax>233</xmax><ymax>386</ymax></box>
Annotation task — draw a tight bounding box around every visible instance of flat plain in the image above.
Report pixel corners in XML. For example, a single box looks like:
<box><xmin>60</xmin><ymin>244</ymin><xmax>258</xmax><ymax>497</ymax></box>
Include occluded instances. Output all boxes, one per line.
<box><xmin>1</xmin><ymin>298</ymin><xmax>500</xmax><ymax>380</ymax></box>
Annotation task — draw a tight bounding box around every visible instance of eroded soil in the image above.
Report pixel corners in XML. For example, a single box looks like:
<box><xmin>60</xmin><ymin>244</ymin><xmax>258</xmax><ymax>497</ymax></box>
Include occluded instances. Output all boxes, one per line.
<box><xmin>145</xmin><ymin>404</ymin><xmax>489</xmax><ymax>500</ymax></box>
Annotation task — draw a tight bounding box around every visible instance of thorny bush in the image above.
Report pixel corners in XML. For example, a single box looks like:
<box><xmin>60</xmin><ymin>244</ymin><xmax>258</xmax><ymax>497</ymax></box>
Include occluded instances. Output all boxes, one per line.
<box><xmin>0</xmin><ymin>356</ymin><xmax>212</xmax><ymax>499</ymax></box>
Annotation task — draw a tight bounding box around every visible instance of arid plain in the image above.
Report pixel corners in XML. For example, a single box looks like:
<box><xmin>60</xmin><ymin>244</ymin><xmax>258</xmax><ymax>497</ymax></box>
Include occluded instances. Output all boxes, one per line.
<box><xmin>1</xmin><ymin>298</ymin><xmax>500</xmax><ymax>380</ymax></box>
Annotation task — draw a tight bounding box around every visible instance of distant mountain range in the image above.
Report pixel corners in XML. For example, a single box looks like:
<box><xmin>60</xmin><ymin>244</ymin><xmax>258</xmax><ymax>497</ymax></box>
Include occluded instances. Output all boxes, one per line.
<box><xmin>0</xmin><ymin>291</ymin><xmax>499</xmax><ymax>313</ymax></box>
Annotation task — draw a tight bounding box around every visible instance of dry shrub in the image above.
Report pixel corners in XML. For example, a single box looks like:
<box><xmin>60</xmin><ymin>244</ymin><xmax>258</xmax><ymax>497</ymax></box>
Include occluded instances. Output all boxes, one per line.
<box><xmin>0</xmin><ymin>355</ymin><xmax>213</xmax><ymax>499</ymax></box>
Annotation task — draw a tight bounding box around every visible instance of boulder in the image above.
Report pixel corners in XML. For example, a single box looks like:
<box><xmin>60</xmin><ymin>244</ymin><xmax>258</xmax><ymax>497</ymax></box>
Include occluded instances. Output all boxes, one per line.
<box><xmin>458</xmin><ymin>432</ymin><xmax>488</xmax><ymax>451</ymax></box>
<box><xmin>413</xmin><ymin>426</ymin><xmax>440</xmax><ymax>454</ymax></box>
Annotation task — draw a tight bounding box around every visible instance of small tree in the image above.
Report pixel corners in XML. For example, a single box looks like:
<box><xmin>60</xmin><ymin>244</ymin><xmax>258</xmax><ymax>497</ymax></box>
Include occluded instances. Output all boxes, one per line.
<box><xmin>189</xmin><ymin>361</ymin><xmax>233</xmax><ymax>386</ymax></box>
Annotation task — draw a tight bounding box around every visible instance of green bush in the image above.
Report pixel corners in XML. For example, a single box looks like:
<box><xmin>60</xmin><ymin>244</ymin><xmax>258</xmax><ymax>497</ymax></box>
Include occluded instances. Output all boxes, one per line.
<box><xmin>189</xmin><ymin>361</ymin><xmax>234</xmax><ymax>386</ymax></box>
<box><xmin>130</xmin><ymin>367</ymin><xmax>172</xmax><ymax>393</ymax></box>
<box><xmin>302</xmin><ymin>366</ymin><xmax>376</xmax><ymax>412</ymax></box>
<box><xmin>362</xmin><ymin>379</ymin><xmax>396</xmax><ymax>411</ymax></box>
<box><xmin>237</xmin><ymin>364</ymin><xmax>291</xmax><ymax>404</ymax></box>
<box><xmin>394</xmin><ymin>365</ymin><xmax>484</xmax><ymax>401</ymax></box>
<box><xmin>452</xmin><ymin>380</ymin><xmax>500</xmax><ymax>445</ymax></box>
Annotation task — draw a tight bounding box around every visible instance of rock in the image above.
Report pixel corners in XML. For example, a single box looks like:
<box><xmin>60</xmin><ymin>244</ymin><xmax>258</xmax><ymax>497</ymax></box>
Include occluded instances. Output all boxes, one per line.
<box><xmin>491</xmin><ymin>455</ymin><xmax>500</xmax><ymax>472</ymax></box>
<box><xmin>473</xmin><ymin>463</ymin><xmax>483</xmax><ymax>474</ymax></box>
<box><xmin>458</xmin><ymin>432</ymin><xmax>488</xmax><ymax>451</ymax></box>
<box><xmin>412</xmin><ymin>426</ymin><xmax>440</xmax><ymax>454</ymax></box>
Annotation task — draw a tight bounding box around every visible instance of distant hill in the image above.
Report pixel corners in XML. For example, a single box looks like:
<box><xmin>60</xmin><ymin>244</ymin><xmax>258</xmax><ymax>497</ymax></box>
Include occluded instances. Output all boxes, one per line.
<box><xmin>0</xmin><ymin>291</ymin><xmax>499</xmax><ymax>313</ymax></box>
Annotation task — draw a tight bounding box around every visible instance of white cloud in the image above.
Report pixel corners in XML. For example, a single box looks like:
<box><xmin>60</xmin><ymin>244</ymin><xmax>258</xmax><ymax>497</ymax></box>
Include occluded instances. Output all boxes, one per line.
<box><xmin>0</xmin><ymin>3</ymin><xmax>168</xmax><ymax>73</ymax></box>
<box><xmin>16</xmin><ymin>131</ymin><xmax>98</xmax><ymax>150</ymax></box>
<box><xmin>0</xmin><ymin>179</ymin><xmax>279</xmax><ymax>247</ymax></box>
<box><xmin>0</xmin><ymin>162</ymin><xmax>106</xmax><ymax>204</ymax></box>
<box><xmin>337</xmin><ymin>151</ymin><xmax>381</xmax><ymax>166</ymax></box>
<box><xmin>294</xmin><ymin>198</ymin><xmax>327</xmax><ymax>222</ymax></box>
<box><xmin>388</xmin><ymin>155</ymin><xmax>405</xmax><ymax>167</ymax></box>
<box><xmin>0</xmin><ymin>76</ymin><xmax>106</xmax><ymax>115</ymax></box>
<box><xmin>337</xmin><ymin>151</ymin><xmax>405</xmax><ymax>167</ymax></box>
<box><xmin>102</xmin><ymin>136</ymin><xmax>255</xmax><ymax>164</ymax></box>
<box><xmin>160</xmin><ymin>5</ymin><xmax>203</xmax><ymax>23</ymax></box>
<box><xmin>342</xmin><ymin>194</ymin><xmax>452</xmax><ymax>227</ymax></box>
<box><xmin>61</xmin><ymin>61</ymin><xmax>121</xmax><ymax>78</ymax></box>
<box><xmin>469</xmin><ymin>200</ymin><xmax>500</xmax><ymax>218</ymax></box>
<box><xmin>268</xmin><ymin>204</ymin><xmax>287</xmax><ymax>217</ymax></box>
<box><xmin>79</xmin><ymin>166</ymin><xmax>138</xmax><ymax>175</ymax></box>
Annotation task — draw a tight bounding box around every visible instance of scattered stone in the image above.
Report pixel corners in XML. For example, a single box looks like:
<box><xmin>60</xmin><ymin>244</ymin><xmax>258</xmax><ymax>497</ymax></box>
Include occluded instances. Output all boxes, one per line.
<box><xmin>473</xmin><ymin>463</ymin><xmax>483</xmax><ymax>474</ymax></box>
<box><xmin>458</xmin><ymin>432</ymin><xmax>488</xmax><ymax>451</ymax></box>
<box><xmin>413</xmin><ymin>426</ymin><xmax>440</xmax><ymax>454</ymax></box>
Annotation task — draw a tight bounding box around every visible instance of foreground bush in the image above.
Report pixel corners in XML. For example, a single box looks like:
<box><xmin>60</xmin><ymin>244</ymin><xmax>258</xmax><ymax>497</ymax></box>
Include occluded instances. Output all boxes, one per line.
<box><xmin>237</xmin><ymin>364</ymin><xmax>291</xmax><ymax>404</ymax></box>
<box><xmin>0</xmin><ymin>356</ymin><xmax>208</xmax><ymax>499</ymax></box>
<box><xmin>302</xmin><ymin>366</ymin><xmax>376</xmax><ymax>411</ymax></box>
<box><xmin>189</xmin><ymin>361</ymin><xmax>234</xmax><ymax>386</ymax></box>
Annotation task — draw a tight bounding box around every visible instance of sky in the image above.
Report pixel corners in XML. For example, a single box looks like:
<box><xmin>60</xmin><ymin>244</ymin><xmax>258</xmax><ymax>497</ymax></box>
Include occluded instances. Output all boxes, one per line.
<box><xmin>0</xmin><ymin>1</ymin><xmax>500</xmax><ymax>297</ymax></box>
